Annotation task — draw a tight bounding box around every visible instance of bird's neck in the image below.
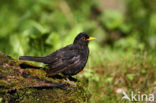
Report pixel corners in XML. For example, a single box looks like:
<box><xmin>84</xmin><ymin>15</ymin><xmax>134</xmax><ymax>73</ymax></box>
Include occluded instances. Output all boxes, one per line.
<box><xmin>74</xmin><ymin>43</ymin><xmax>88</xmax><ymax>50</ymax></box>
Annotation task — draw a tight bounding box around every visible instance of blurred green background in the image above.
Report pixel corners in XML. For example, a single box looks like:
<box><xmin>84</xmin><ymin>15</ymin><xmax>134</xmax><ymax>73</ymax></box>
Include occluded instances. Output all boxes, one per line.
<box><xmin>0</xmin><ymin>0</ymin><xmax>156</xmax><ymax>102</ymax></box>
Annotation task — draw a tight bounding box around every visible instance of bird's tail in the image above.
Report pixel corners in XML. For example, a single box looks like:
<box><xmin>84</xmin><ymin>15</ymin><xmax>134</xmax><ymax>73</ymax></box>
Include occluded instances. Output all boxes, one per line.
<box><xmin>19</xmin><ymin>56</ymin><xmax>47</xmax><ymax>63</ymax></box>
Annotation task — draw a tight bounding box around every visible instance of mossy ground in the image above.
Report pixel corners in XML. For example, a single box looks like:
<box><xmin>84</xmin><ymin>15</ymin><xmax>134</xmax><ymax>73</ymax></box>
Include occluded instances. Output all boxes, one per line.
<box><xmin>0</xmin><ymin>52</ymin><xmax>90</xmax><ymax>103</ymax></box>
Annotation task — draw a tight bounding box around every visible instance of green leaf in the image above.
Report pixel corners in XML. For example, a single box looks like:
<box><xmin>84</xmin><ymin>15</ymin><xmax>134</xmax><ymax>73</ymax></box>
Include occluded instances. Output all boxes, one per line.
<box><xmin>141</xmin><ymin>69</ymin><xmax>147</xmax><ymax>74</ymax></box>
<box><xmin>126</xmin><ymin>74</ymin><xmax>136</xmax><ymax>80</ymax></box>
<box><xmin>105</xmin><ymin>77</ymin><xmax>113</xmax><ymax>83</ymax></box>
<box><xmin>46</xmin><ymin>32</ymin><xmax>62</xmax><ymax>50</ymax></box>
<box><xmin>101</xmin><ymin>10</ymin><xmax>124</xmax><ymax>29</ymax></box>
<box><xmin>63</xmin><ymin>24</ymin><xmax>83</xmax><ymax>46</ymax></box>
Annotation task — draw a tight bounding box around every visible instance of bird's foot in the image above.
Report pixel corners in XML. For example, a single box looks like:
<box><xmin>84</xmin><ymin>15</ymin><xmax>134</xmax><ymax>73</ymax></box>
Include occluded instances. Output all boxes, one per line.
<box><xmin>65</xmin><ymin>77</ymin><xmax>77</xmax><ymax>87</ymax></box>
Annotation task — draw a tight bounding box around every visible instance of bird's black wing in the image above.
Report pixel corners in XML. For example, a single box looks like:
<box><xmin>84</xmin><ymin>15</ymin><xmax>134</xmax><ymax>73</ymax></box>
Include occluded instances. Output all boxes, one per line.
<box><xmin>46</xmin><ymin>45</ymin><xmax>81</xmax><ymax>76</ymax></box>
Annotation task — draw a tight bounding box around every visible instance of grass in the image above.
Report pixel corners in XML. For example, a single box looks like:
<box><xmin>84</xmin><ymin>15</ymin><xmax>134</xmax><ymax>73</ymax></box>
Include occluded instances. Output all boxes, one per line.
<box><xmin>79</xmin><ymin>49</ymin><xmax>156</xmax><ymax>103</ymax></box>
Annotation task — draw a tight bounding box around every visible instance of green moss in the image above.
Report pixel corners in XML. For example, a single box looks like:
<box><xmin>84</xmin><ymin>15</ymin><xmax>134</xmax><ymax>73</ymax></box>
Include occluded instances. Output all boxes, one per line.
<box><xmin>0</xmin><ymin>52</ymin><xmax>89</xmax><ymax>103</ymax></box>
<box><xmin>0</xmin><ymin>86</ymin><xmax>88</xmax><ymax>103</ymax></box>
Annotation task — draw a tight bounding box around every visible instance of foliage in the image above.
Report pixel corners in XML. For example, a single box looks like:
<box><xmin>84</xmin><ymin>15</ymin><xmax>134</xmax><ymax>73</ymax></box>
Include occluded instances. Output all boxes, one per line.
<box><xmin>0</xmin><ymin>0</ymin><xmax>155</xmax><ymax>58</ymax></box>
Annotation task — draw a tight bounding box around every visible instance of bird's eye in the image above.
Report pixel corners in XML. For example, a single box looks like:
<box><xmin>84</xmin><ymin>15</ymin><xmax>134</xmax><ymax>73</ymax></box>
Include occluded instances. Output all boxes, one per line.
<box><xmin>81</xmin><ymin>37</ymin><xmax>86</xmax><ymax>40</ymax></box>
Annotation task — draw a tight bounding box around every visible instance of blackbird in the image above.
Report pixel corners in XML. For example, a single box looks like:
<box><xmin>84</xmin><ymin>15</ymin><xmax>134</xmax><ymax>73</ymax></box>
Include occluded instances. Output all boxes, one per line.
<box><xmin>19</xmin><ymin>32</ymin><xmax>96</xmax><ymax>77</ymax></box>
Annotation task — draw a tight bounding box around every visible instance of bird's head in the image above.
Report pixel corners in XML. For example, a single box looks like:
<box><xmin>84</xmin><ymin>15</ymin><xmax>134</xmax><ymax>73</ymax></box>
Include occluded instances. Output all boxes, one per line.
<box><xmin>73</xmin><ymin>32</ymin><xmax>96</xmax><ymax>47</ymax></box>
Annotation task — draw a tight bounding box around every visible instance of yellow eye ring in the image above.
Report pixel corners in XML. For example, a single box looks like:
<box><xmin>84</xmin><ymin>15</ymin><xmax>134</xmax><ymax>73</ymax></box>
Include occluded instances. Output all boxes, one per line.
<box><xmin>81</xmin><ymin>37</ymin><xmax>85</xmax><ymax>40</ymax></box>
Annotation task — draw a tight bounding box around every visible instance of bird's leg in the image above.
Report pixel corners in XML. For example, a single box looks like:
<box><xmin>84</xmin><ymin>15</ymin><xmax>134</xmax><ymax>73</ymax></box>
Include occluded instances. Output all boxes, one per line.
<box><xmin>65</xmin><ymin>76</ymin><xmax>70</xmax><ymax>82</ymax></box>
<box><xmin>64</xmin><ymin>75</ymin><xmax>79</xmax><ymax>82</ymax></box>
<box><xmin>64</xmin><ymin>76</ymin><xmax>77</xmax><ymax>86</ymax></box>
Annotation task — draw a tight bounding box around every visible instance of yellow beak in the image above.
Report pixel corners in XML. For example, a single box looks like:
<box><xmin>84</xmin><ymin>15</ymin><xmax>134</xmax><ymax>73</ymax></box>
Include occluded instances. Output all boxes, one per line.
<box><xmin>87</xmin><ymin>37</ymin><xmax>96</xmax><ymax>41</ymax></box>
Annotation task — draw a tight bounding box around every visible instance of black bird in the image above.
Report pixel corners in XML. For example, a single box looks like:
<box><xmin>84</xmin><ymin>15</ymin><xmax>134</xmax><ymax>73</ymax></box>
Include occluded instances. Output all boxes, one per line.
<box><xmin>19</xmin><ymin>32</ymin><xmax>96</xmax><ymax>77</ymax></box>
